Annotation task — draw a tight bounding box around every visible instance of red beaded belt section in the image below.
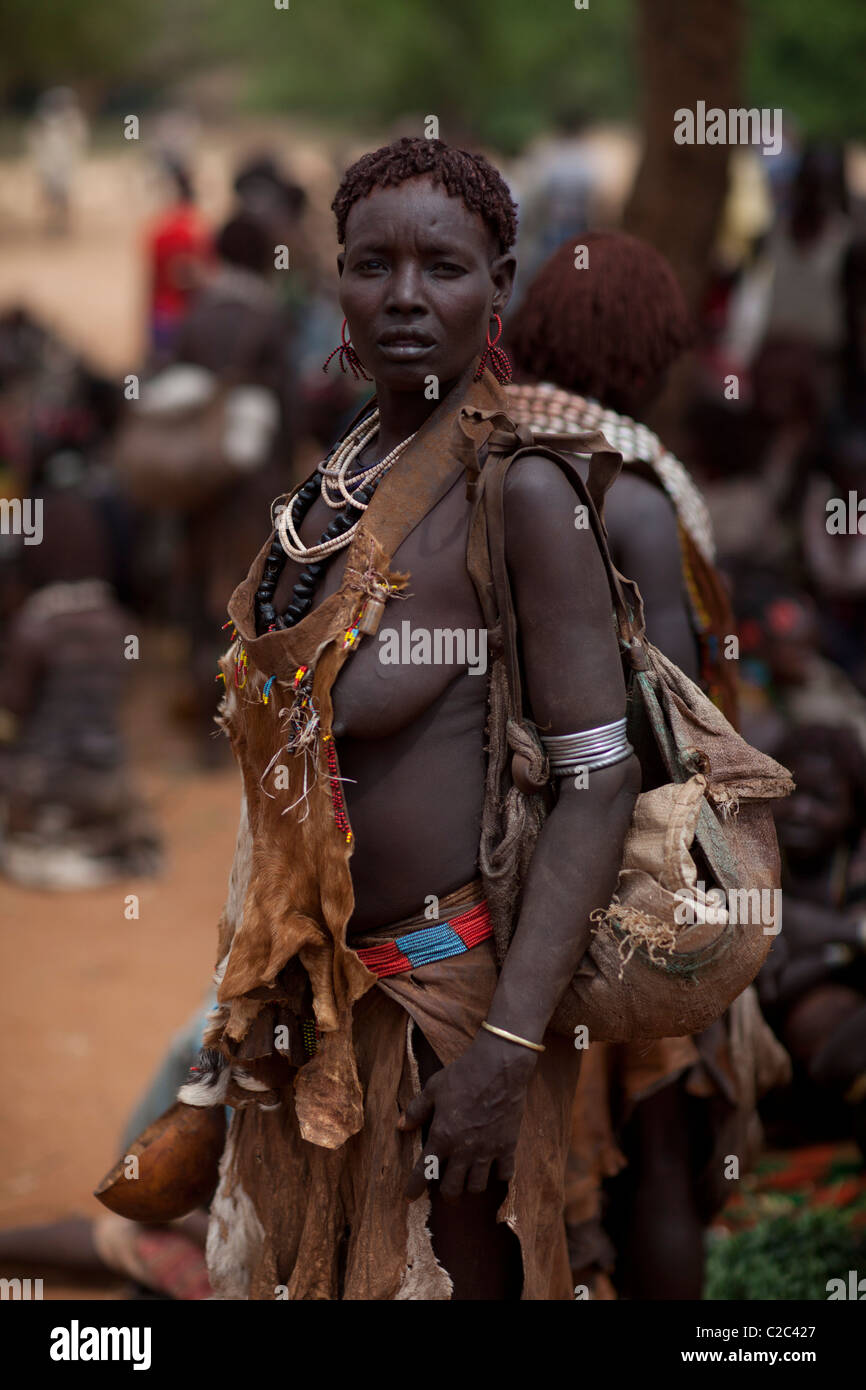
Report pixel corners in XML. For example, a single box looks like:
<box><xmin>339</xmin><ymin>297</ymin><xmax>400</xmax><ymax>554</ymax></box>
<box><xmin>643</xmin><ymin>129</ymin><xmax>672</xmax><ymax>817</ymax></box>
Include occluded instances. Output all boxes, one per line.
<box><xmin>355</xmin><ymin>900</ymin><xmax>492</xmax><ymax>979</ymax></box>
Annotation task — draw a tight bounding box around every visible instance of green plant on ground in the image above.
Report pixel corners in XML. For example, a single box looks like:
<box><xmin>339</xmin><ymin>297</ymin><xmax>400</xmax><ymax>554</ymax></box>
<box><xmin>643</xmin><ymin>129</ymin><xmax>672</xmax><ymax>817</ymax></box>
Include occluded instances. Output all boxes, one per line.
<box><xmin>705</xmin><ymin>1209</ymin><xmax>866</xmax><ymax>1301</ymax></box>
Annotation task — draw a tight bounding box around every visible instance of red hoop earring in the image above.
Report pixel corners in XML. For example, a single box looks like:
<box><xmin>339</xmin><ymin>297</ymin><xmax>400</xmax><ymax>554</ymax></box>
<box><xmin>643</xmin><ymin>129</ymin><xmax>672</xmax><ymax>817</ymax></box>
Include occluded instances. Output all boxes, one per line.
<box><xmin>474</xmin><ymin>313</ymin><xmax>512</xmax><ymax>383</ymax></box>
<box><xmin>323</xmin><ymin>318</ymin><xmax>372</xmax><ymax>381</ymax></box>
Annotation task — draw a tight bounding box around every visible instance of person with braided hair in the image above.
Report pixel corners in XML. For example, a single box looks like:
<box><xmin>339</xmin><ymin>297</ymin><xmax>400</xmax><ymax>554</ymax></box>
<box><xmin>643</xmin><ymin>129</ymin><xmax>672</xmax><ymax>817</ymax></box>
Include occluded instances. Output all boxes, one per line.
<box><xmin>101</xmin><ymin>137</ymin><xmax>639</xmax><ymax>1300</ymax></box>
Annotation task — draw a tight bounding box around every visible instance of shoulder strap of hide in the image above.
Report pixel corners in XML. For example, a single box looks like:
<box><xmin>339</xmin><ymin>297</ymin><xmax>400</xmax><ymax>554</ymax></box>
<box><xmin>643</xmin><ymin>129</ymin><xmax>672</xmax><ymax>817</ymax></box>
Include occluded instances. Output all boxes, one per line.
<box><xmin>465</xmin><ymin>419</ymin><xmax>648</xmax><ymax>722</ymax></box>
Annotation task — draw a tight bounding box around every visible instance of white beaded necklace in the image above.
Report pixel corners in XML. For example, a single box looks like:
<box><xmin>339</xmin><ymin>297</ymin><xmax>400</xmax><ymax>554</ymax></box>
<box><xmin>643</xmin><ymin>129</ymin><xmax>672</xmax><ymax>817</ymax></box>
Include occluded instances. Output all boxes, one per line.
<box><xmin>277</xmin><ymin>409</ymin><xmax>417</xmax><ymax>564</ymax></box>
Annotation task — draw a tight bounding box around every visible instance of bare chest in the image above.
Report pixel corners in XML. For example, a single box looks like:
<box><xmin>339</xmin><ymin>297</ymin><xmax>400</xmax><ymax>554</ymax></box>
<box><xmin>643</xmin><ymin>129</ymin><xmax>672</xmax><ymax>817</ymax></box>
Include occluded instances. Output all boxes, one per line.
<box><xmin>270</xmin><ymin>472</ymin><xmax>488</xmax><ymax>740</ymax></box>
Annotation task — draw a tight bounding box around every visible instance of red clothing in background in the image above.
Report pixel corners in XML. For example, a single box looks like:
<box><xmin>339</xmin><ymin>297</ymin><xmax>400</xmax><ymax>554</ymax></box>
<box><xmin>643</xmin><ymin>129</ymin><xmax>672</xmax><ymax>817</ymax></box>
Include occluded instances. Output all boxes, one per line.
<box><xmin>146</xmin><ymin>202</ymin><xmax>212</xmax><ymax>347</ymax></box>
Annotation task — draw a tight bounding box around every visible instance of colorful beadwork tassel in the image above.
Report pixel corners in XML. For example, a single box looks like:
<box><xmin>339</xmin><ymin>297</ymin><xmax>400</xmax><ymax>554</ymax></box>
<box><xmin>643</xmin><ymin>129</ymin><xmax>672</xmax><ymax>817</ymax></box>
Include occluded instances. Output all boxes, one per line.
<box><xmin>323</xmin><ymin>734</ymin><xmax>353</xmax><ymax>843</ymax></box>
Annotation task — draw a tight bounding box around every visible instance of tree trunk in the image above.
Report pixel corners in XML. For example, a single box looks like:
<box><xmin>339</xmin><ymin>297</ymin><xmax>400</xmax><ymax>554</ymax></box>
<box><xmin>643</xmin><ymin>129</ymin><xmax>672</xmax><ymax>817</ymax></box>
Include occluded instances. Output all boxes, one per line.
<box><xmin>624</xmin><ymin>0</ymin><xmax>745</xmax><ymax>312</ymax></box>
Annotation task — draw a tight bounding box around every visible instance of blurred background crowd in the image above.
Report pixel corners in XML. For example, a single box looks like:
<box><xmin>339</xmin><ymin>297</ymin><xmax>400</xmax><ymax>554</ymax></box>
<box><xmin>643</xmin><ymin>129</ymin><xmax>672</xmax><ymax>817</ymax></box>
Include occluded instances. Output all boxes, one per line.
<box><xmin>0</xmin><ymin>0</ymin><xmax>865</xmax><ymax>1302</ymax></box>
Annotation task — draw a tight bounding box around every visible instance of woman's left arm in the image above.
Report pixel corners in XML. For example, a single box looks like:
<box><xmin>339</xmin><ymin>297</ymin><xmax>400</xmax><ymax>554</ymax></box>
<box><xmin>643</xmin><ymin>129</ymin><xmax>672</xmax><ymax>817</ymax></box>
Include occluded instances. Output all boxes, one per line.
<box><xmin>401</xmin><ymin>455</ymin><xmax>640</xmax><ymax>1200</ymax></box>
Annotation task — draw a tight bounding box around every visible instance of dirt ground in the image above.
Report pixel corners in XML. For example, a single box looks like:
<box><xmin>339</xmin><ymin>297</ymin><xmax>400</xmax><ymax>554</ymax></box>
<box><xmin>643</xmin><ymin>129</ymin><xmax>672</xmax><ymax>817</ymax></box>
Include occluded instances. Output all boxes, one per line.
<box><xmin>0</xmin><ymin>659</ymin><xmax>240</xmax><ymax>1297</ymax></box>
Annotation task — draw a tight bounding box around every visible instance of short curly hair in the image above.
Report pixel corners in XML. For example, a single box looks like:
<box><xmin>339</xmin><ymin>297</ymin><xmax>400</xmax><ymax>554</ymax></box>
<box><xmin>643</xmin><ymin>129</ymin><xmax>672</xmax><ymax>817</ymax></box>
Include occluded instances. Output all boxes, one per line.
<box><xmin>332</xmin><ymin>136</ymin><xmax>518</xmax><ymax>255</ymax></box>
<box><xmin>508</xmin><ymin>232</ymin><xmax>694</xmax><ymax>410</ymax></box>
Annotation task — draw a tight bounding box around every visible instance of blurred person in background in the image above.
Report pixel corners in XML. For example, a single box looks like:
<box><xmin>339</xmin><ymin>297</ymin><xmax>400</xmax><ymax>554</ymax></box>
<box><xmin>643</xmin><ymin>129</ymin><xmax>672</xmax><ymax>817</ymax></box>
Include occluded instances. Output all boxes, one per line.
<box><xmin>0</xmin><ymin>308</ymin><xmax>121</xmax><ymax>495</ymax></box>
<box><xmin>506</xmin><ymin>230</ymin><xmax>788</xmax><ymax>1299</ymax></box>
<box><xmin>26</xmin><ymin>88</ymin><xmax>89</xmax><ymax>237</ymax></box>
<box><xmin>698</xmin><ymin>335</ymin><xmax>823</xmax><ymax>573</ymax></box>
<box><xmin>0</xmin><ymin>487</ymin><xmax>160</xmax><ymax>887</ymax></box>
<box><xmin>711</xmin><ymin>142</ymin><xmax>859</xmax><ymax>410</ymax></box>
<box><xmin>162</xmin><ymin>210</ymin><xmax>294</xmax><ymax>757</ymax></box>
<box><xmin>760</xmin><ymin>143</ymin><xmax>855</xmax><ymax>409</ymax></box>
<box><xmin>0</xmin><ymin>309</ymin><xmax>127</xmax><ymax>623</ymax></box>
<box><xmin>691</xmin><ymin>143</ymin><xmax>864</xmax><ymax>585</ymax></box>
<box><xmin>143</xmin><ymin>158</ymin><xmax>212</xmax><ymax>366</ymax></box>
<box><xmin>230</xmin><ymin>152</ymin><xmax>367</xmax><ymax>456</ymax></box>
<box><xmin>149</xmin><ymin>105</ymin><xmax>201</xmax><ymax>180</ymax></box>
<box><xmin>232</xmin><ymin>152</ymin><xmax>308</xmax><ymax>253</ymax></box>
<box><xmin>228</xmin><ymin>154</ymin><xmax>312</xmax><ymax>454</ymax></box>
<box><xmin>799</xmin><ymin>416</ymin><xmax>866</xmax><ymax>692</ymax></box>
<box><xmin>759</xmin><ymin>725</ymin><xmax>866</xmax><ymax>1159</ymax></box>
<box><xmin>170</xmin><ymin>210</ymin><xmax>289</xmax><ymax>411</ymax></box>
<box><xmin>734</xmin><ymin>575</ymin><xmax>866</xmax><ymax>758</ymax></box>
<box><xmin>509</xmin><ymin>111</ymin><xmax>603</xmax><ymax>303</ymax></box>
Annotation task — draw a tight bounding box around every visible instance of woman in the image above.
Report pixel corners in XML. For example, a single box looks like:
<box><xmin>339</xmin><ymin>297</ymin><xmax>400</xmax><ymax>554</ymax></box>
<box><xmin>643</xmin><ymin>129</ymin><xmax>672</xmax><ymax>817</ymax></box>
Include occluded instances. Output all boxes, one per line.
<box><xmin>121</xmin><ymin>138</ymin><xmax>639</xmax><ymax>1301</ymax></box>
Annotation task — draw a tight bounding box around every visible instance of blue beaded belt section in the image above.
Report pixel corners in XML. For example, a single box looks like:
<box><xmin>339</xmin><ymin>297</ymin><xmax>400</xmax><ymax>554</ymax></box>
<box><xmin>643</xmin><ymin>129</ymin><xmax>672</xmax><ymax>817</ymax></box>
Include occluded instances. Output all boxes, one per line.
<box><xmin>355</xmin><ymin>900</ymin><xmax>492</xmax><ymax>979</ymax></box>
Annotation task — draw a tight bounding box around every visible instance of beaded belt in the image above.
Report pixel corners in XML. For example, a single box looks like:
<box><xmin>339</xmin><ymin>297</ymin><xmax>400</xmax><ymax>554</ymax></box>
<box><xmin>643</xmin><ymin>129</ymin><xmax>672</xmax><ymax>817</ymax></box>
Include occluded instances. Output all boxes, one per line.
<box><xmin>354</xmin><ymin>900</ymin><xmax>492</xmax><ymax>979</ymax></box>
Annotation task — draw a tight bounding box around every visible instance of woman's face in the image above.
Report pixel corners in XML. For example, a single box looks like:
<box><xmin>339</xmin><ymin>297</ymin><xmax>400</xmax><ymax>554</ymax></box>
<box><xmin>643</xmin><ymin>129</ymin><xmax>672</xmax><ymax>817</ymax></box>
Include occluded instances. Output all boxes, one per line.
<box><xmin>337</xmin><ymin>175</ymin><xmax>515</xmax><ymax>393</ymax></box>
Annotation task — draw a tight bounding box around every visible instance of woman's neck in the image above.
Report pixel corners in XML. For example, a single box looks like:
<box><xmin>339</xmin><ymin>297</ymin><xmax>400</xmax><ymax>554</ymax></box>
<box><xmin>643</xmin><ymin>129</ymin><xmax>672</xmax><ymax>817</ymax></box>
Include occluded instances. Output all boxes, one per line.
<box><xmin>362</xmin><ymin>374</ymin><xmax>463</xmax><ymax>464</ymax></box>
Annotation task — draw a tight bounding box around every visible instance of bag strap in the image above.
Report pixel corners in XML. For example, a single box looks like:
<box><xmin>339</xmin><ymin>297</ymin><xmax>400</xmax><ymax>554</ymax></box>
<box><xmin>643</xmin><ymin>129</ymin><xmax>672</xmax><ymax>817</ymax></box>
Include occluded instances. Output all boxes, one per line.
<box><xmin>472</xmin><ymin>424</ymin><xmax>648</xmax><ymax>722</ymax></box>
<box><xmin>465</xmin><ymin>420</ymin><xmax>758</xmax><ymax>898</ymax></box>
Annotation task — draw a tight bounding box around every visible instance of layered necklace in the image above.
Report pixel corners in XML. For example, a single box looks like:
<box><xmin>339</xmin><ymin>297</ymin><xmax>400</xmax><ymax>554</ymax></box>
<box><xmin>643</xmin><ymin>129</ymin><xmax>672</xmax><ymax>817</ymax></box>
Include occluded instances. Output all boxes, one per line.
<box><xmin>254</xmin><ymin>409</ymin><xmax>416</xmax><ymax>635</ymax></box>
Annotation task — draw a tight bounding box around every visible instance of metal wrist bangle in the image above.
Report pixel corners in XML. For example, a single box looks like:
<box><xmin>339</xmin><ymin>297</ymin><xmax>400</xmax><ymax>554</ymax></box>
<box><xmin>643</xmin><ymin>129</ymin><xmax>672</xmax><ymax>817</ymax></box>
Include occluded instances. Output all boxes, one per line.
<box><xmin>551</xmin><ymin>743</ymin><xmax>635</xmax><ymax>777</ymax></box>
<box><xmin>480</xmin><ymin>1021</ymin><xmax>546</xmax><ymax>1053</ymax></box>
<box><xmin>541</xmin><ymin>718</ymin><xmax>632</xmax><ymax>776</ymax></box>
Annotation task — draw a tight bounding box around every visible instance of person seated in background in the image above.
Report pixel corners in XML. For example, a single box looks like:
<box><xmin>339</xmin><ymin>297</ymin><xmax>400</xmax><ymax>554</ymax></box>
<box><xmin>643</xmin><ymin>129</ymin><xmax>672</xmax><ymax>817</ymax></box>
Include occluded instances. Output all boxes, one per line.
<box><xmin>733</xmin><ymin>572</ymin><xmax>866</xmax><ymax>758</ymax></box>
<box><xmin>759</xmin><ymin>724</ymin><xmax>866</xmax><ymax>1158</ymax></box>
<box><xmin>0</xmin><ymin>488</ymin><xmax>160</xmax><ymax>887</ymax></box>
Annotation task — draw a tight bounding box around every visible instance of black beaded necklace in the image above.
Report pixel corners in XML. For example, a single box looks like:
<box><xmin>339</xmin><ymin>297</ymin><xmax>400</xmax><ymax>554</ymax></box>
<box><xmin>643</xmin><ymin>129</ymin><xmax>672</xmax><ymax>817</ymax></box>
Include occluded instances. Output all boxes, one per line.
<box><xmin>254</xmin><ymin>419</ymin><xmax>381</xmax><ymax>636</ymax></box>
